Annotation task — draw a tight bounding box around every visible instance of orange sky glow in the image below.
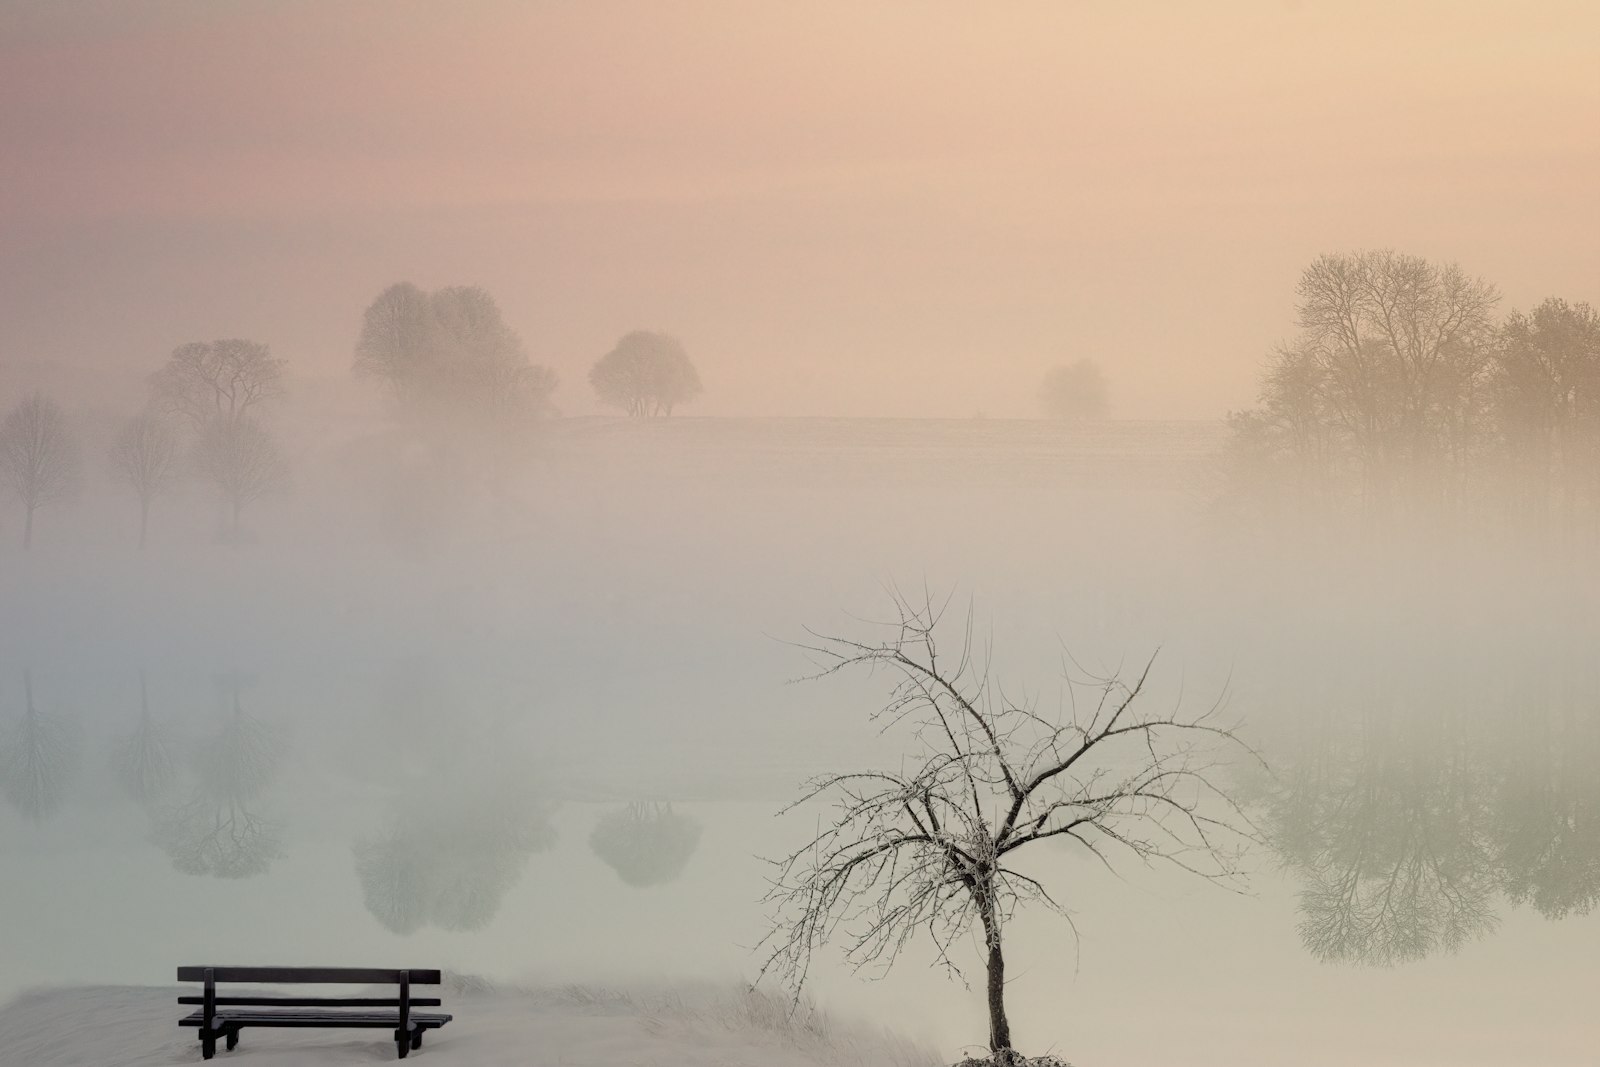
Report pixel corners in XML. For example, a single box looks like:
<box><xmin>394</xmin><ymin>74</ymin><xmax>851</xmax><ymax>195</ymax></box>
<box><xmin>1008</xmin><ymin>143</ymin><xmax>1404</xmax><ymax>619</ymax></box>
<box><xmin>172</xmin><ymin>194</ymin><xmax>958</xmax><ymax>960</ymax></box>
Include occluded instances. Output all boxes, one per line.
<box><xmin>2</xmin><ymin>0</ymin><xmax>1596</xmax><ymax>417</ymax></box>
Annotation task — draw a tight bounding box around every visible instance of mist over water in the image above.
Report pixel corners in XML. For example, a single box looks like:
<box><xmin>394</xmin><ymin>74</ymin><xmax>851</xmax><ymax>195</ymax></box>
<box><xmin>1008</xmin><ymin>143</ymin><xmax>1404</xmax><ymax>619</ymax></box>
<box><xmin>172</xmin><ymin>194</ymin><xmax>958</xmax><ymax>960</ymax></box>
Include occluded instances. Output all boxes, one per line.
<box><xmin>0</xmin><ymin>411</ymin><xmax>1596</xmax><ymax>1064</ymax></box>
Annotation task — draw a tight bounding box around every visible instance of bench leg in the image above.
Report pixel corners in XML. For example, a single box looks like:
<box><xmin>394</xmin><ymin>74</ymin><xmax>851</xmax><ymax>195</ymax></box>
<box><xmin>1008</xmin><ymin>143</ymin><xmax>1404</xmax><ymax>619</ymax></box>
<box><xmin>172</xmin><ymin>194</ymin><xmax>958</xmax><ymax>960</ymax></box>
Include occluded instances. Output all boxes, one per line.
<box><xmin>200</xmin><ymin>1031</ymin><xmax>216</xmax><ymax>1060</ymax></box>
<box><xmin>226</xmin><ymin>1025</ymin><xmax>239</xmax><ymax>1051</ymax></box>
<box><xmin>411</xmin><ymin>1028</ymin><xmax>424</xmax><ymax>1050</ymax></box>
<box><xmin>396</xmin><ymin>1029</ymin><xmax>410</xmax><ymax>1059</ymax></box>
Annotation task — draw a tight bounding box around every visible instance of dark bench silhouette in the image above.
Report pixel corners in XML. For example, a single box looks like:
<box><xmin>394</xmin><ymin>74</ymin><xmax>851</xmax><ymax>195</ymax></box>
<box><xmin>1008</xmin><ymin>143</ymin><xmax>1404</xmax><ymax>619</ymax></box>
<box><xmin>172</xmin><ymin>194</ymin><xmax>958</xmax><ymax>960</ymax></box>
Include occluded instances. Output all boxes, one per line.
<box><xmin>177</xmin><ymin>966</ymin><xmax>452</xmax><ymax>1059</ymax></box>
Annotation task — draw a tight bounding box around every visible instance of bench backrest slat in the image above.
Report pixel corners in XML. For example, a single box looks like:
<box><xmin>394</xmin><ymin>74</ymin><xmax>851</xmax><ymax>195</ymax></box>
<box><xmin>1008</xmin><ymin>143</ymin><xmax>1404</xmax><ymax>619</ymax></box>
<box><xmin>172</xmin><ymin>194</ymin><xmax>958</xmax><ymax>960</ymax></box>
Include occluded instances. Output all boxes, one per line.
<box><xmin>177</xmin><ymin>966</ymin><xmax>442</xmax><ymax>985</ymax></box>
<box><xmin>177</xmin><ymin>996</ymin><xmax>444</xmax><ymax>1008</ymax></box>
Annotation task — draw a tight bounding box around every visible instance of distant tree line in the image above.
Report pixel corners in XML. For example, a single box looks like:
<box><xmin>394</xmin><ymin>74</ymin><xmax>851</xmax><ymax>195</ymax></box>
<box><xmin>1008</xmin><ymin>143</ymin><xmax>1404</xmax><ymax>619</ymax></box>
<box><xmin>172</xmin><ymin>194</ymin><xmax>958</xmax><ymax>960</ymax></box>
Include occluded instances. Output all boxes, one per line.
<box><xmin>1219</xmin><ymin>250</ymin><xmax>1599</xmax><ymax>536</ymax></box>
<box><xmin>0</xmin><ymin>283</ymin><xmax>704</xmax><ymax>548</ymax></box>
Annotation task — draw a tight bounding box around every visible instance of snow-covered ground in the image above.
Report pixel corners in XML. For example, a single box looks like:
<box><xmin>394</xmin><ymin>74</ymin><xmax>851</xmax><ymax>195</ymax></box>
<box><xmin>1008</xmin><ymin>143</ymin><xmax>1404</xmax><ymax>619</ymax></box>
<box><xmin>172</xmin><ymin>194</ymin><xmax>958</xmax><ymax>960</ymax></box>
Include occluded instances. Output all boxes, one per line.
<box><xmin>0</xmin><ymin>980</ymin><xmax>938</xmax><ymax>1067</ymax></box>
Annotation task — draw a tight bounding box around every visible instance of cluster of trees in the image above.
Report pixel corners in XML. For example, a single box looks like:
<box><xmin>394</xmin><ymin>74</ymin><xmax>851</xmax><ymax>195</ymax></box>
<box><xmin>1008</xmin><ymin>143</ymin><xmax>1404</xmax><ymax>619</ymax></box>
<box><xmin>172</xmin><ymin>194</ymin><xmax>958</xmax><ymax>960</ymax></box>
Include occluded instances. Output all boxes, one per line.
<box><xmin>0</xmin><ymin>284</ymin><xmax>705</xmax><ymax>549</ymax></box>
<box><xmin>0</xmin><ymin>338</ymin><xmax>289</xmax><ymax>548</ymax></box>
<box><xmin>355</xmin><ymin>283</ymin><xmax>702</xmax><ymax>423</ymax></box>
<box><xmin>1222</xmin><ymin>250</ymin><xmax>1599</xmax><ymax>533</ymax></box>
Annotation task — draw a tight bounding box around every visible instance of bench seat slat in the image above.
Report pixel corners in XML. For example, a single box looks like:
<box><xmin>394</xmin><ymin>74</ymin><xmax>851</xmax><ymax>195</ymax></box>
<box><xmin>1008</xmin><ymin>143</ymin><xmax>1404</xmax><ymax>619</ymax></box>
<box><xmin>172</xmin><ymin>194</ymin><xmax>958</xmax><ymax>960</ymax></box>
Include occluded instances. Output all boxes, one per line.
<box><xmin>180</xmin><ymin>1009</ymin><xmax>452</xmax><ymax>1028</ymax></box>
<box><xmin>178</xmin><ymin>996</ymin><xmax>443</xmax><ymax>1007</ymax></box>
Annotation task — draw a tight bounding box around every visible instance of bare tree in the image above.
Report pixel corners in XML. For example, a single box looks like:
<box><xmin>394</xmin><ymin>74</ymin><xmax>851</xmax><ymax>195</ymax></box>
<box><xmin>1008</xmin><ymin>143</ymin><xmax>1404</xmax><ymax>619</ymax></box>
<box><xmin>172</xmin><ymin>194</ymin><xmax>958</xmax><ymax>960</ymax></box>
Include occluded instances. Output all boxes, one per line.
<box><xmin>759</xmin><ymin>591</ymin><xmax>1259</xmax><ymax>1066</ymax></box>
<box><xmin>109</xmin><ymin>412</ymin><xmax>181</xmax><ymax>548</ymax></box>
<box><xmin>589</xmin><ymin>331</ymin><xmax>703</xmax><ymax>417</ymax></box>
<box><xmin>149</xmin><ymin>339</ymin><xmax>284</xmax><ymax>431</ymax></box>
<box><xmin>195</xmin><ymin>416</ymin><xmax>288</xmax><ymax>540</ymax></box>
<box><xmin>0</xmin><ymin>392</ymin><xmax>81</xmax><ymax>549</ymax></box>
<box><xmin>1038</xmin><ymin>359</ymin><xmax>1109</xmax><ymax>421</ymax></box>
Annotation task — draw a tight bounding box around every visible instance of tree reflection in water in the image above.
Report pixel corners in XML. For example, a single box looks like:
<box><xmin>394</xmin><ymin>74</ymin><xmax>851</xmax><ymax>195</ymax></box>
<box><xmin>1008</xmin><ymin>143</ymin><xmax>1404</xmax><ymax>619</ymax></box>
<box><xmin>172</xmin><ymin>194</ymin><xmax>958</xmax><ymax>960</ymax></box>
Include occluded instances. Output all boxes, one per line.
<box><xmin>150</xmin><ymin>679</ymin><xmax>287</xmax><ymax>879</ymax></box>
<box><xmin>589</xmin><ymin>801</ymin><xmax>702</xmax><ymax>888</ymax></box>
<box><xmin>354</xmin><ymin>771</ymin><xmax>557</xmax><ymax>934</ymax></box>
<box><xmin>1257</xmin><ymin>648</ymin><xmax>1600</xmax><ymax>964</ymax></box>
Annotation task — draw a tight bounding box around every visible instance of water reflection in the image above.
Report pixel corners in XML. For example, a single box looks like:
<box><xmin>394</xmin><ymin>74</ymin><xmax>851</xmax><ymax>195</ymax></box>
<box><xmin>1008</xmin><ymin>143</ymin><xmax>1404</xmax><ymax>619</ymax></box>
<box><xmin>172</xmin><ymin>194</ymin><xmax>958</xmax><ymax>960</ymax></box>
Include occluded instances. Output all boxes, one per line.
<box><xmin>0</xmin><ymin>671</ymin><xmax>80</xmax><ymax>823</ymax></box>
<box><xmin>150</xmin><ymin>678</ymin><xmax>287</xmax><ymax>879</ymax></box>
<box><xmin>1258</xmin><ymin>660</ymin><xmax>1600</xmax><ymax>964</ymax></box>
<box><xmin>353</xmin><ymin>772</ymin><xmax>556</xmax><ymax>933</ymax></box>
<box><xmin>109</xmin><ymin>673</ymin><xmax>177</xmax><ymax>807</ymax></box>
<box><xmin>589</xmin><ymin>801</ymin><xmax>702</xmax><ymax>888</ymax></box>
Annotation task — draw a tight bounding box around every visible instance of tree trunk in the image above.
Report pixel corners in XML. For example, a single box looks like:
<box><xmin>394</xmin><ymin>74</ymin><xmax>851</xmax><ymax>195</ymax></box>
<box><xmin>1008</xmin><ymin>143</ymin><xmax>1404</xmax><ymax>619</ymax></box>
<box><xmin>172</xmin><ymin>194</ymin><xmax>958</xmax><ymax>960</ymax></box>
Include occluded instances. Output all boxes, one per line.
<box><xmin>977</xmin><ymin>882</ymin><xmax>1013</xmax><ymax>1062</ymax></box>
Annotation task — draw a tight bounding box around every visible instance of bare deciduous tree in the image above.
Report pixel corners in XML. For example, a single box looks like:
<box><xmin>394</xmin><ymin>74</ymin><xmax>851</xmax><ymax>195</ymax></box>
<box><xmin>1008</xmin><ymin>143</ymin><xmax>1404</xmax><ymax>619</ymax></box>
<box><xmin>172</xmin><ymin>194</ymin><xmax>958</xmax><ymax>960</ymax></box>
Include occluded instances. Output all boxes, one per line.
<box><xmin>758</xmin><ymin>591</ymin><xmax>1259</xmax><ymax>1067</ymax></box>
<box><xmin>195</xmin><ymin>416</ymin><xmax>288</xmax><ymax>540</ymax></box>
<box><xmin>0</xmin><ymin>392</ymin><xmax>81</xmax><ymax>549</ymax></box>
<box><xmin>589</xmin><ymin>331</ymin><xmax>703</xmax><ymax>417</ymax></box>
<box><xmin>109</xmin><ymin>412</ymin><xmax>181</xmax><ymax>548</ymax></box>
<box><xmin>149</xmin><ymin>339</ymin><xmax>284</xmax><ymax>430</ymax></box>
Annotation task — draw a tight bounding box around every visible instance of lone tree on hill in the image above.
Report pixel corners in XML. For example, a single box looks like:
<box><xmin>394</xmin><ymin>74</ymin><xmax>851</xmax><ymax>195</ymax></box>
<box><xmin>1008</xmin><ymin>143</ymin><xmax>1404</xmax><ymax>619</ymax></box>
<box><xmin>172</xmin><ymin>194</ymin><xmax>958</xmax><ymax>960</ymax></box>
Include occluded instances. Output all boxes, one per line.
<box><xmin>1039</xmin><ymin>359</ymin><xmax>1109</xmax><ymax>420</ymax></box>
<box><xmin>759</xmin><ymin>590</ymin><xmax>1259</xmax><ymax>1067</ymax></box>
<box><xmin>590</xmin><ymin>330</ymin><xmax>702</xmax><ymax>417</ymax></box>
<box><xmin>150</xmin><ymin>339</ymin><xmax>285</xmax><ymax>430</ymax></box>
<box><xmin>0</xmin><ymin>392</ymin><xmax>81</xmax><ymax>549</ymax></box>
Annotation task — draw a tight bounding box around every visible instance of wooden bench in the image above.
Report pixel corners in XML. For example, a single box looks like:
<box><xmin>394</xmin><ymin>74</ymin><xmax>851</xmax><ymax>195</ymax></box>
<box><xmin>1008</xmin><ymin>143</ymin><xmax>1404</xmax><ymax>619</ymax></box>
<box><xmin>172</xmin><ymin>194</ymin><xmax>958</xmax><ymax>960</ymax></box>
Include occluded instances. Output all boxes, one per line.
<box><xmin>177</xmin><ymin>966</ymin><xmax>452</xmax><ymax>1059</ymax></box>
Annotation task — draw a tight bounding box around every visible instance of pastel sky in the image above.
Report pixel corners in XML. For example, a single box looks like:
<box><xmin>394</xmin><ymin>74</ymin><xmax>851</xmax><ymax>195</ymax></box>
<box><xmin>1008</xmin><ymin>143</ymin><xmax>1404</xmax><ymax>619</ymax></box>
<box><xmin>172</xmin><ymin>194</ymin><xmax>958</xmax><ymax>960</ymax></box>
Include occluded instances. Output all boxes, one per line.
<box><xmin>2</xmin><ymin>0</ymin><xmax>1596</xmax><ymax>417</ymax></box>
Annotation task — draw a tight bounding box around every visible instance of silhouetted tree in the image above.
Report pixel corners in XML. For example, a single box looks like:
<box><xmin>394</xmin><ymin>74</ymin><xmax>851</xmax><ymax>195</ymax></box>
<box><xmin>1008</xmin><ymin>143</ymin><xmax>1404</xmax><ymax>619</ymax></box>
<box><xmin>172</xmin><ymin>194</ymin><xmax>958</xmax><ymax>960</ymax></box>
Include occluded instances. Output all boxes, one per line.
<box><xmin>354</xmin><ymin>282</ymin><xmax>557</xmax><ymax>427</ymax></box>
<box><xmin>589</xmin><ymin>331</ymin><xmax>702</xmax><ymax>417</ymax></box>
<box><xmin>1</xmin><ymin>670</ymin><xmax>81</xmax><ymax>822</ymax></box>
<box><xmin>0</xmin><ymin>392</ymin><xmax>80</xmax><ymax>549</ymax></box>
<box><xmin>1037</xmin><ymin>359</ymin><xmax>1109</xmax><ymax>420</ymax></box>
<box><xmin>109</xmin><ymin>412</ymin><xmax>181</xmax><ymax>548</ymax></box>
<box><xmin>195</xmin><ymin>416</ymin><xmax>288</xmax><ymax>540</ymax></box>
<box><xmin>759</xmin><ymin>591</ymin><xmax>1258</xmax><ymax>1067</ymax></box>
<box><xmin>590</xmin><ymin>801</ymin><xmax>702</xmax><ymax>887</ymax></box>
<box><xmin>150</xmin><ymin>339</ymin><xmax>284</xmax><ymax>431</ymax></box>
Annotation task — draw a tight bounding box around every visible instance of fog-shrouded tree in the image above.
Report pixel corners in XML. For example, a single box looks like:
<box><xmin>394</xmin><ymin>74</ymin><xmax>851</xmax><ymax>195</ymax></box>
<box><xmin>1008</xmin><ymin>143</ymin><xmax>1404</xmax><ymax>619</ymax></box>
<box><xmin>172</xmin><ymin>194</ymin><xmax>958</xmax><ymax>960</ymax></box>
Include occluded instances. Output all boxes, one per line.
<box><xmin>589</xmin><ymin>330</ymin><xmax>702</xmax><ymax>417</ymax></box>
<box><xmin>1038</xmin><ymin>358</ymin><xmax>1109</xmax><ymax>421</ymax></box>
<box><xmin>110</xmin><ymin>673</ymin><xmax>177</xmax><ymax>807</ymax></box>
<box><xmin>195</xmin><ymin>416</ymin><xmax>288</xmax><ymax>541</ymax></box>
<box><xmin>1223</xmin><ymin>251</ymin><xmax>1501</xmax><ymax>524</ymax></box>
<box><xmin>150</xmin><ymin>339</ymin><xmax>285</xmax><ymax>431</ymax></box>
<box><xmin>354</xmin><ymin>282</ymin><xmax>558</xmax><ymax>429</ymax></box>
<box><xmin>109</xmin><ymin>412</ymin><xmax>181</xmax><ymax>548</ymax></box>
<box><xmin>0</xmin><ymin>392</ymin><xmax>81</xmax><ymax>549</ymax></box>
<box><xmin>590</xmin><ymin>801</ymin><xmax>702</xmax><ymax>887</ymax></box>
<box><xmin>758</xmin><ymin>590</ymin><xmax>1259</xmax><ymax>1067</ymax></box>
<box><xmin>1492</xmin><ymin>297</ymin><xmax>1600</xmax><ymax>524</ymax></box>
<box><xmin>1</xmin><ymin>670</ymin><xmax>81</xmax><ymax>822</ymax></box>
